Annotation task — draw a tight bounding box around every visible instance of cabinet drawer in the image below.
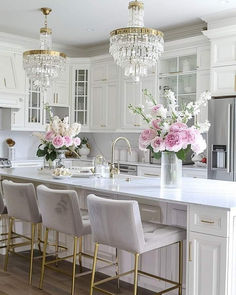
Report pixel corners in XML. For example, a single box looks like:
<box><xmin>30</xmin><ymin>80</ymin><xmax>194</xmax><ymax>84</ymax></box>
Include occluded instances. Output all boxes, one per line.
<box><xmin>138</xmin><ymin>166</ymin><xmax>161</xmax><ymax>178</ymax></box>
<box><xmin>189</xmin><ymin>205</ymin><xmax>229</xmax><ymax>237</ymax></box>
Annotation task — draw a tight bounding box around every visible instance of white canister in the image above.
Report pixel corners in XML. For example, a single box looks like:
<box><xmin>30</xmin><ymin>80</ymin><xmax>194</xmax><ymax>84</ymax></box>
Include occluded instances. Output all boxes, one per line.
<box><xmin>8</xmin><ymin>146</ymin><xmax>16</xmax><ymax>161</ymax></box>
<box><xmin>119</xmin><ymin>149</ymin><xmax>128</xmax><ymax>162</ymax></box>
<box><xmin>127</xmin><ymin>149</ymin><xmax>138</xmax><ymax>162</ymax></box>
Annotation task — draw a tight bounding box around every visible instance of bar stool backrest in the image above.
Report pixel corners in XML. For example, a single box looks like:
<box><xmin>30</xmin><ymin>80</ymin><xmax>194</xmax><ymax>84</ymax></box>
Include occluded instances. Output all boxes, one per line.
<box><xmin>37</xmin><ymin>185</ymin><xmax>84</xmax><ymax>237</ymax></box>
<box><xmin>87</xmin><ymin>194</ymin><xmax>146</xmax><ymax>253</ymax></box>
<box><xmin>2</xmin><ymin>180</ymin><xmax>41</xmax><ymax>223</ymax></box>
<box><xmin>0</xmin><ymin>192</ymin><xmax>5</xmax><ymax>214</ymax></box>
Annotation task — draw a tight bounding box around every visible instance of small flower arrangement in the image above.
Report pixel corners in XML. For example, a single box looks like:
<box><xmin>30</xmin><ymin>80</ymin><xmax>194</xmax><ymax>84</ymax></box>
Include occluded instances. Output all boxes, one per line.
<box><xmin>34</xmin><ymin>106</ymin><xmax>81</xmax><ymax>162</ymax></box>
<box><xmin>128</xmin><ymin>89</ymin><xmax>211</xmax><ymax>160</ymax></box>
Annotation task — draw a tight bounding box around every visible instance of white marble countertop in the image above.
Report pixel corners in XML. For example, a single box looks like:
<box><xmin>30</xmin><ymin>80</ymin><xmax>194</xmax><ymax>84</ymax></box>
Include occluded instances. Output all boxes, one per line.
<box><xmin>0</xmin><ymin>167</ymin><xmax>234</xmax><ymax>209</ymax></box>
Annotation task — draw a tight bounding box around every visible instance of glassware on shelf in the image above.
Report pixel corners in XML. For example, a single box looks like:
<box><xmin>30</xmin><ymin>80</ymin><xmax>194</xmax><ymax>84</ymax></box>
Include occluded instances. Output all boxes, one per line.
<box><xmin>179</xmin><ymin>55</ymin><xmax>197</xmax><ymax>72</ymax></box>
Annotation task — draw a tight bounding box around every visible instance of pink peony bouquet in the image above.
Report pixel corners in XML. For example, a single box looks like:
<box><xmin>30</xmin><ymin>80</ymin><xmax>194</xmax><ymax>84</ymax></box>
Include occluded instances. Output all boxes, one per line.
<box><xmin>129</xmin><ymin>89</ymin><xmax>211</xmax><ymax>160</ymax></box>
<box><xmin>34</xmin><ymin>108</ymin><xmax>81</xmax><ymax>162</ymax></box>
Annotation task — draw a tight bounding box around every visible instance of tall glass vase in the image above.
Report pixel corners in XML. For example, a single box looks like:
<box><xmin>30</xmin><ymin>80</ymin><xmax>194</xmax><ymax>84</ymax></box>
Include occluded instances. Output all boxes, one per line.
<box><xmin>56</xmin><ymin>149</ymin><xmax>67</xmax><ymax>168</ymax></box>
<box><xmin>161</xmin><ymin>152</ymin><xmax>182</xmax><ymax>189</ymax></box>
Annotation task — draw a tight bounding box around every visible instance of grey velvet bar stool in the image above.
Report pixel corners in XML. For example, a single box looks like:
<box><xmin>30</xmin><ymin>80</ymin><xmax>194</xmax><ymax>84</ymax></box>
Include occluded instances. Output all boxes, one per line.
<box><xmin>2</xmin><ymin>180</ymin><xmax>42</xmax><ymax>284</ymax></box>
<box><xmin>37</xmin><ymin>185</ymin><xmax>116</xmax><ymax>295</ymax></box>
<box><xmin>87</xmin><ymin>194</ymin><xmax>186</xmax><ymax>295</ymax></box>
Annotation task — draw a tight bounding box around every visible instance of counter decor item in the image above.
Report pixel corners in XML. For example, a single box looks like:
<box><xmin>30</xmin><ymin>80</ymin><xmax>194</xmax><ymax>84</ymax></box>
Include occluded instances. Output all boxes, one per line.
<box><xmin>77</xmin><ymin>137</ymin><xmax>90</xmax><ymax>159</ymax></box>
<box><xmin>129</xmin><ymin>89</ymin><xmax>211</xmax><ymax>188</ymax></box>
<box><xmin>6</xmin><ymin>138</ymin><xmax>16</xmax><ymax>161</ymax></box>
<box><xmin>34</xmin><ymin>106</ymin><xmax>81</xmax><ymax>169</ymax></box>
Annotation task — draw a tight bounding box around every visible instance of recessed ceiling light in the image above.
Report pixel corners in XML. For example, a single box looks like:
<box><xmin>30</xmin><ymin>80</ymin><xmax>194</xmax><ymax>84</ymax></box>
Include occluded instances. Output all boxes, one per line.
<box><xmin>86</xmin><ymin>28</ymin><xmax>95</xmax><ymax>32</ymax></box>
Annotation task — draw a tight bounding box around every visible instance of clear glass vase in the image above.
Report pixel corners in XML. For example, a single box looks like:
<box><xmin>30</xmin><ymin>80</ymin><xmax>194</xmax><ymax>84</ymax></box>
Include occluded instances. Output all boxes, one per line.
<box><xmin>161</xmin><ymin>152</ymin><xmax>182</xmax><ymax>189</ymax></box>
<box><xmin>56</xmin><ymin>149</ymin><xmax>67</xmax><ymax>168</ymax></box>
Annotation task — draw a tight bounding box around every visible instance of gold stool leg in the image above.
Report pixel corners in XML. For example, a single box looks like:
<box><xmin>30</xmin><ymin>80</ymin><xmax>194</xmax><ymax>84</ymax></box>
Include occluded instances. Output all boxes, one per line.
<box><xmin>178</xmin><ymin>241</ymin><xmax>183</xmax><ymax>295</ymax></box>
<box><xmin>115</xmin><ymin>248</ymin><xmax>120</xmax><ymax>290</ymax></box>
<box><xmin>78</xmin><ymin>236</ymin><xmax>83</xmax><ymax>272</ymax></box>
<box><xmin>133</xmin><ymin>253</ymin><xmax>139</xmax><ymax>295</ymax></box>
<box><xmin>4</xmin><ymin>217</ymin><xmax>13</xmax><ymax>271</ymax></box>
<box><xmin>37</xmin><ymin>224</ymin><xmax>42</xmax><ymax>254</ymax></box>
<box><xmin>71</xmin><ymin>237</ymin><xmax>78</xmax><ymax>295</ymax></box>
<box><xmin>39</xmin><ymin>228</ymin><xmax>49</xmax><ymax>290</ymax></box>
<box><xmin>90</xmin><ymin>243</ymin><xmax>99</xmax><ymax>295</ymax></box>
<box><xmin>55</xmin><ymin>231</ymin><xmax>59</xmax><ymax>266</ymax></box>
<box><xmin>29</xmin><ymin>223</ymin><xmax>36</xmax><ymax>285</ymax></box>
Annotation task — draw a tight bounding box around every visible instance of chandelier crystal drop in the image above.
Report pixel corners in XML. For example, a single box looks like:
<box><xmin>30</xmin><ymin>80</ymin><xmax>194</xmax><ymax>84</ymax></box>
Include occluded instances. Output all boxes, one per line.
<box><xmin>23</xmin><ymin>8</ymin><xmax>66</xmax><ymax>90</ymax></box>
<box><xmin>109</xmin><ymin>1</ymin><xmax>164</xmax><ymax>82</ymax></box>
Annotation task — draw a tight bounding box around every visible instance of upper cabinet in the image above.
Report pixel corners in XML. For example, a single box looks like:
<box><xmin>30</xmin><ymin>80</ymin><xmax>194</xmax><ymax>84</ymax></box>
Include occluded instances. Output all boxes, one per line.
<box><xmin>211</xmin><ymin>36</ymin><xmax>236</xmax><ymax>67</ymax></box>
<box><xmin>0</xmin><ymin>50</ymin><xmax>25</xmax><ymax>94</ymax></box>
<box><xmin>70</xmin><ymin>63</ymin><xmax>90</xmax><ymax>130</ymax></box>
<box><xmin>91</xmin><ymin>61</ymin><xmax>119</xmax><ymax>83</ymax></box>
<box><xmin>158</xmin><ymin>54</ymin><xmax>197</xmax><ymax>108</ymax></box>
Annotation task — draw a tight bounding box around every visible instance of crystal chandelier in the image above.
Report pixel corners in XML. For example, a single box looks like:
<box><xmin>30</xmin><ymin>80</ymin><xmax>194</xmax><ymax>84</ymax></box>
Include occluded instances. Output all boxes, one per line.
<box><xmin>109</xmin><ymin>1</ymin><xmax>164</xmax><ymax>82</ymax></box>
<box><xmin>23</xmin><ymin>8</ymin><xmax>66</xmax><ymax>90</ymax></box>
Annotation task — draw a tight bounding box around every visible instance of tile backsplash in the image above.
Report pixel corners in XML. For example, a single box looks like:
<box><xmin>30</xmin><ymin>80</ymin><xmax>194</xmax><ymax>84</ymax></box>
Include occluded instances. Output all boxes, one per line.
<box><xmin>0</xmin><ymin>131</ymin><xmax>143</xmax><ymax>162</ymax></box>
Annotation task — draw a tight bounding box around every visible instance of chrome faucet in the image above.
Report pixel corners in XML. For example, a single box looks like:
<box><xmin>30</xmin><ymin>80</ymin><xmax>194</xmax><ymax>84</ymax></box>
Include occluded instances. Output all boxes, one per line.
<box><xmin>110</xmin><ymin>137</ymin><xmax>132</xmax><ymax>178</ymax></box>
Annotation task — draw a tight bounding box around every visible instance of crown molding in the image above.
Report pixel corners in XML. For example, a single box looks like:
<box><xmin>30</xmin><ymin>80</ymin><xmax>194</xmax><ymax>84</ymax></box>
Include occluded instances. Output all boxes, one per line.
<box><xmin>163</xmin><ymin>22</ymin><xmax>207</xmax><ymax>42</ymax></box>
<box><xmin>0</xmin><ymin>32</ymin><xmax>86</xmax><ymax>57</ymax></box>
<box><xmin>201</xmin><ymin>8</ymin><xmax>236</xmax><ymax>30</ymax></box>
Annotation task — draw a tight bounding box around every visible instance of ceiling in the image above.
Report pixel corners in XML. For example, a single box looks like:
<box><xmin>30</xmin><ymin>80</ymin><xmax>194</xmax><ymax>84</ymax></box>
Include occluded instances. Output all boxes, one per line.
<box><xmin>0</xmin><ymin>0</ymin><xmax>236</xmax><ymax>48</ymax></box>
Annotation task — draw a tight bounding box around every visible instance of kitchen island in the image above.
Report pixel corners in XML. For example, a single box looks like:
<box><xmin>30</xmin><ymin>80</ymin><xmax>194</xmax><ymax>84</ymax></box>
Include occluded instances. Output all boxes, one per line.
<box><xmin>0</xmin><ymin>167</ymin><xmax>235</xmax><ymax>295</ymax></box>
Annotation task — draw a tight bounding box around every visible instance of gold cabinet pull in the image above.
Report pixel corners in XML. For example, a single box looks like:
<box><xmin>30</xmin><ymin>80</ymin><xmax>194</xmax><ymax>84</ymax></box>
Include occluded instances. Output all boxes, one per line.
<box><xmin>144</xmin><ymin>173</ymin><xmax>159</xmax><ymax>177</ymax></box>
<box><xmin>57</xmin><ymin>93</ymin><xmax>59</xmax><ymax>103</ymax></box>
<box><xmin>200</xmin><ymin>219</ymin><xmax>215</xmax><ymax>224</ymax></box>
<box><xmin>4</xmin><ymin>77</ymin><xmax>6</xmax><ymax>87</ymax></box>
<box><xmin>102</xmin><ymin>78</ymin><xmax>107</xmax><ymax>81</ymax></box>
<box><xmin>100</xmin><ymin>124</ymin><xmax>106</xmax><ymax>127</ymax></box>
<box><xmin>134</xmin><ymin>124</ymin><xmax>141</xmax><ymax>127</ymax></box>
<box><xmin>189</xmin><ymin>241</ymin><xmax>192</xmax><ymax>262</ymax></box>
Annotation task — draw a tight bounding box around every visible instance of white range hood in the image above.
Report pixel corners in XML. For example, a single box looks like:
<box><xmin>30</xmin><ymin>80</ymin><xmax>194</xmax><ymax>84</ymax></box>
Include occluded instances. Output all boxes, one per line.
<box><xmin>0</xmin><ymin>92</ymin><xmax>22</xmax><ymax>108</ymax></box>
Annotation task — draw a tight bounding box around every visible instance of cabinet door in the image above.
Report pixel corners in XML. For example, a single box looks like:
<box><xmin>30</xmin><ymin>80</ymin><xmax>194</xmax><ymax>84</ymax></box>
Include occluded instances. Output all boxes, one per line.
<box><xmin>197</xmin><ymin>46</ymin><xmax>210</xmax><ymax>70</ymax></box>
<box><xmin>212</xmin><ymin>37</ymin><xmax>236</xmax><ymax>67</ymax></box>
<box><xmin>0</xmin><ymin>54</ymin><xmax>16</xmax><ymax>90</ymax></box>
<box><xmin>141</xmin><ymin>75</ymin><xmax>157</xmax><ymax>127</ymax></box>
<box><xmin>91</xmin><ymin>63</ymin><xmax>107</xmax><ymax>83</ymax></box>
<box><xmin>211</xmin><ymin>65</ymin><xmax>236</xmax><ymax>96</ymax></box>
<box><xmin>196</xmin><ymin>70</ymin><xmax>210</xmax><ymax>124</ymax></box>
<box><xmin>25</xmin><ymin>79</ymin><xmax>44</xmax><ymax>130</ymax></box>
<box><xmin>106</xmin><ymin>82</ymin><xmax>118</xmax><ymax>130</ymax></box>
<box><xmin>107</xmin><ymin>62</ymin><xmax>119</xmax><ymax>81</ymax></box>
<box><xmin>188</xmin><ymin>232</ymin><xmax>227</xmax><ymax>295</ymax></box>
<box><xmin>11</xmin><ymin>97</ymin><xmax>25</xmax><ymax>130</ymax></box>
<box><xmin>121</xmin><ymin>79</ymin><xmax>142</xmax><ymax>129</ymax></box>
<box><xmin>55</xmin><ymin>82</ymin><xmax>68</xmax><ymax>105</ymax></box>
<box><xmin>137</xmin><ymin>166</ymin><xmax>161</xmax><ymax>177</ymax></box>
<box><xmin>90</xmin><ymin>84</ymin><xmax>106</xmax><ymax>129</ymax></box>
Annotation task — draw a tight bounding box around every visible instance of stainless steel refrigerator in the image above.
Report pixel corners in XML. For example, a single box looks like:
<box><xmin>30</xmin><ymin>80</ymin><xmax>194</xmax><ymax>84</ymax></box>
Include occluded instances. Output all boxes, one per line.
<box><xmin>208</xmin><ymin>97</ymin><xmax>235</xmax><ymax>181</ymax></box>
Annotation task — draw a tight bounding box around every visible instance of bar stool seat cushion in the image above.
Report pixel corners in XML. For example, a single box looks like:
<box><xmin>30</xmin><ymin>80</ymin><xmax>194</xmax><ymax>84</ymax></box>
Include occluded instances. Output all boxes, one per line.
<box><xmin>0</xmin><ymin>192</ymin><xmax>7</xmax><ymax>215</ymax></box>
<box><xmin>143</xmin><ymin>222</ymin><xmax>186</xmax><ymax>253</ymax></box>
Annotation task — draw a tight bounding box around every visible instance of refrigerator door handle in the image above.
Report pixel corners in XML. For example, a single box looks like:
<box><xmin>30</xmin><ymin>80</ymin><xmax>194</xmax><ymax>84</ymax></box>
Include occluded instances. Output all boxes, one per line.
<box><xmin>227</xmin><ymin>104</ymin><xmax>232</xmax><ymax>173</ymax></box>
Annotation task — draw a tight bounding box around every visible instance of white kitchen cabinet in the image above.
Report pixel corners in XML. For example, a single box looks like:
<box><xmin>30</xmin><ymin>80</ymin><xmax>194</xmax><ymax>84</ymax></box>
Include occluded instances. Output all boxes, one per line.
<box><xmin>71</xmin><ymin>66</ymin><xmax>90</xmax><ymax>128</ymax></box>
<box><xmin>211</xmin><ymin>65</ymin><xmax>236</xmax><ymax>96</ymax></box>
<box><xmin>46</xmin><ymin>82</ymin><xmax>69</xmax><ymax>106</ymax></box>
<box><xmin>90</xmin><ymin>82</ymin><xmax>118</xmax><ymax>130</ymax></box>
<box><xmin>188</xmin><ymin>232</ymin><xmax>227</xmax><ymax>295</ymax></box>
<box><xmin>11</xmin><ymin>97</ymin><xmax>25</xmax><ymax>130</ymax></box>
<box><xmin>196</xmin><ymin>70</ymin><xmax>210</xmax><ymax>124</ymax></box>
<box><xmin>120</xmin><ymin>78</ymin><xmax>142</xmax><ymax>129</ymax></box>
<box><xmin>211</xmin><ymin>36</ymin><xmax>236</xmax><ymax>67</ymax></box>
<box><xmin>25</xmin><ymin>79</ymin><xmax>44</xmax><ymax>130</ymax></box>
<box><xmin>197</xmin><ymin>46</ymin><xmax>210</xmax><ymax>70</ymax></box>
<box><xmin>137</xmin><ymin>166</ymin><xmax>161</xmax><ymax>178</ymax></box>
<box><xmin>91</xmin><ymin>61</ymin><xmax>118</xmax><ymax>83</ymax></box>
<box><xmin>0</xmin><ymin>51</ymin><xmax>25</xmax><ymax>94</ymax></box>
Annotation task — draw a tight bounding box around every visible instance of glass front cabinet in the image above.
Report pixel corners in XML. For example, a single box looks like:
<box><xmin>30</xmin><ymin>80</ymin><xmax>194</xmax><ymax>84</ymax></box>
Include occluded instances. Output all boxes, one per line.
<box><xmin>25</xmin><ymin>79</ymin><xmax>45</xmax><ymax>130</ymax></box>
<box><xmin>158</xmin><ymin>54</ymin><xmax>197</xmax><ymax>109</ymax></box>
<box><xmin>71</xmin><ymin>66</ymin><xmax>89</xmax><ymax>129</ymax></box>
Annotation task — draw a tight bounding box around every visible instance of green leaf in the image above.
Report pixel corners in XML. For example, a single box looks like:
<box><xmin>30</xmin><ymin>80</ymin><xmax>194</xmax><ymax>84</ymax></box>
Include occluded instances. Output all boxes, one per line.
<box><xmin>37</xmin><ymin>148</ymin><xmax>47</xmax><ymax>157</ymax></box>
<box><xmin>49</xmin><ymin>151</ymin><xmax>57</xmax><ymax>162</ymax></box>
<box><xmin>176</xmin><ymin>149</ymin><xmax>186</xmax><ymax>161</ymax></box>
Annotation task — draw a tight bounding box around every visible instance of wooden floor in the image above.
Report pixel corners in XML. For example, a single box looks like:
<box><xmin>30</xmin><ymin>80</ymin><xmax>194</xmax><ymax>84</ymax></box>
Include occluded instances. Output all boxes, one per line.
<box><xmin>0</xmin><ymin>252</ymin><xmax>154</xmax><ymax>295</ymax></box>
